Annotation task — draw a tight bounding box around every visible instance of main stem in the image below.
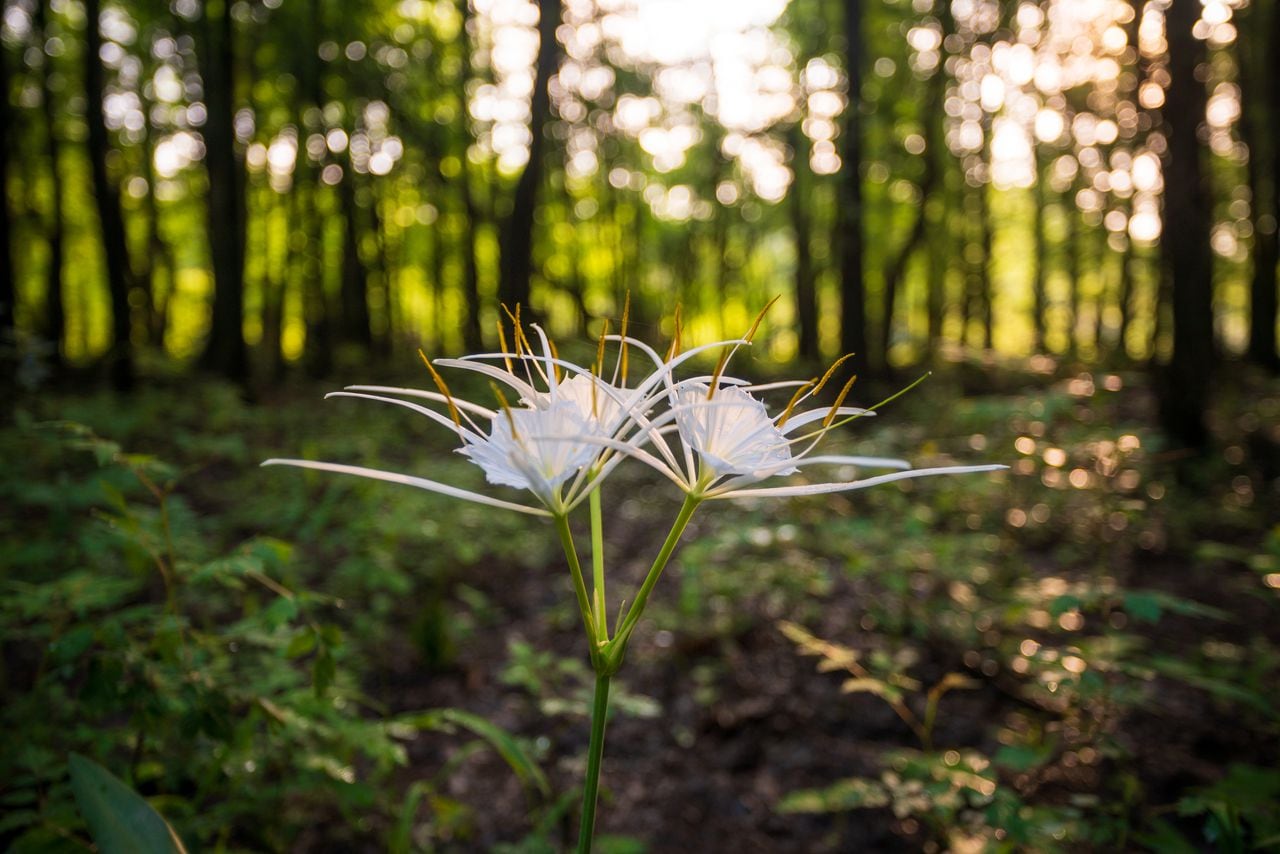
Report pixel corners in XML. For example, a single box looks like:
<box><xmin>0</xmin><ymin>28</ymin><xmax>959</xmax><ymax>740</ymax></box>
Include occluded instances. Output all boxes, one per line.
<box><xmin>577</xmin><ymin>671</ymin><xmax>611</xmax><ymax>854</ymax></box>
<box><xmin>567</xmin><ymin>492</ymin><xmax>702</xmax><ymax>853</ymax></box>
<box><xmin>589</xmin><ymin>487</ymin><xmax>607</xmax><ymax>642</ymax></box>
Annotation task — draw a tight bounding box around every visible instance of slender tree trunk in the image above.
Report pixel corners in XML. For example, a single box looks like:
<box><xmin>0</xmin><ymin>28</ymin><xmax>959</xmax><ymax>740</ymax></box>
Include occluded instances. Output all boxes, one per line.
<box><xmin>455</xmin><ymin>0</ymin><xmax>483</xmax><ymax>349</ymax></box>
<box><xmin>1157</xmin><ymin>0</ymin><xmax>1214</xmax><ymax>448</ymax></box>
<box><xmin>881</xmin><ymin>114</ymin><xmax>939</xmax><ymax>372</ymax></box>
<box><xmin>838</xmin><ymin>0</ymin><xmax>868</xmax><ymax>373</ymax></box>
<box><xmin>83</xmin><ymin>0</ymin><xmax>135</xmax><ymax>390</ymax></box>
<box><xmin>1117</xmin><ymin>217</ymin><xmax>1136</xmax><ymax>360</ymax></box>
<box><xmin>196</xmin><ymin>0</ymin><xmax>248</xmax><ymax>382</ymax></box>
<box><xmin>1066</xmin><ymin>193</ymin><xmax>1081</xmax><ymax>357</ymax></box>
<box><xmin>497</xmin><ymin>0</ymin><xmax>561</xmax><ymax>312</ymax></box>
<box><xmin>1241</xmin><ymin>0</ymin><xmax>1278</xmax><ymax>372</ymax></box>
<box><xmin>371</xmin><ymin>183</ymin><xmax>393</xmax><ymax>357</ymax></box>
<box><xmin>139</xmin><ymin>80</ymin><xmax>173</xmax><ymax>348</ymax></box>
<box><xmin>300</xmin><ymin>0</ymin><xmax>332</xmax><ymax>377</ymax></box>
<box><xmin>337</xmin><ymin>162</ymin><xmax>372</xmax><ymax>347</ymax></box>
<box><xmin>789</xmin><ymin>125</ymin><xmax>820</xmax><ymax>363</ymax></box>
<box><xmin>36</xmin><ymin>0</ymin><xmax>65</xmax><ymax>368</ymax></box>
<box><xmin>0</xmin><ymin>27</ymin><xmax>14</xmax><ymax>388</ymax></box>
<box><xmin>1031</xmin><ymin>156</ymin><xmax>1047</xmax><ymax>353</ymax></box>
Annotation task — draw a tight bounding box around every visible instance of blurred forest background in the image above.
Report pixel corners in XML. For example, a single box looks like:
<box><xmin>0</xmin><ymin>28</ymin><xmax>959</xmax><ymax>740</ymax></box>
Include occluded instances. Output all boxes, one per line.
<box><xmin>2</xmin><ymin>0</ymin><xmax>1280</xmax><ymax>851</ymax></box>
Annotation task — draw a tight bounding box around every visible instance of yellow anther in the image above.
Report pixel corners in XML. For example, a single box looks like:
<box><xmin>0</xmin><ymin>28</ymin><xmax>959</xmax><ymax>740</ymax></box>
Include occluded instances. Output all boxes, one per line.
<box><xmin>488</xmin><ymin>382</ymin><xmax>520</xmax><ymax>439</ymax></box>
<box><xmin>777</xmin><ymin>378</ymin><xmax>818</xmax><ymax>429</ymax></box>
<box><xmin>593</xmin><ymin>318</ymin><xmax>610</xmax><ymax>417</ymax></box>
<box><xmin>419</xmin><ymin>349</ymin><xmax>462</xmax><ymax>429</ymax></box>
<box><xmin>665</xmin><ymin>304</ymin><xmax>684</xmax><ymax>362</ymax></box>
<box><xmin>496</xmin><ymin>319</ymin><xmax>514</xmax><ymax>373</ymax></box>
<box><xmin>812</xmin><ymin>353</ymin><xmax>856</xmax><ymax>396</ymax></box>
<box><xmin>501</xmin><ymin>303</ymin><xmax>534</xmax><ymax>356</ymax></box>
<box><xmin>744</xmin><ymin>294</ymin><xmax>782</xmax><ymax>344</ymax></box>
<box><xmin>706</xmin><ymin>349</ymin><xmax>732</xmax><ymax>400</ymax></box>
<box><xmin>823</xmin><ymin>374</ymin><xmax>859</xmax><ymax>428</ymax></box>
<box><xmin>618</xmin><ymin>291</ymin><xmax>631</xmax><ymax>384</ymax></box>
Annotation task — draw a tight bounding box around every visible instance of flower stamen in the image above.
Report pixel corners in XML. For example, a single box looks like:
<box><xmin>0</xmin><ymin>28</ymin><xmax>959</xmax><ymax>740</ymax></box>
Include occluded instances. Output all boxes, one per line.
<box><xmin>419</xmin><ymin>349</ymin><xmax>462</xmax><ymax>429</ymax></box>
<box><xmin>776</xmin><ymin>378</ymin><xmax>818</xmax><ymax>429</ymax></box>
<box><xmin>594</xmin><ymin>318</ymin><xmax>611</xmax><ymax>418</ymax></box>
<box><xmin>744</xmin><ymin>294</ymin><xmax>781</xmax><ymax>344</ymax></box>
<box><xmin>823</xmin><ymin>374</ymin><xmax>859</xmax><ymax>428</ymax></box>
<box><xmin>812</xmin><ymin>353</ymin><xmax>856</xmax><ymax>396</ymax></box>
<box><xmin>489</xmin><ymin>381</ymin><xmax>521</xmax><ymax>440</ymax></box>
<box><xmin>618</xmin><ymin>291</ymin><xmax>631</xmax><ymax>386</ymax></box>
<box><xmin>496</xmin><ymin>319</ymin><xmax>515</xmax><ymax>374</ymax></box>
<box><xmin>665</xmin><ymin>304</ymin><xmax>683</xmax><ymax>362</ymax></box>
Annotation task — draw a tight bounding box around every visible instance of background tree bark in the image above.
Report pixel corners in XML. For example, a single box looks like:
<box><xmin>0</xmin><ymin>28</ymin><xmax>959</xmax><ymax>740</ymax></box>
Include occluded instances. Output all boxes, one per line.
<box><xmin>1156</xmin><ymin>0</ymin><xmax>1214</xmax><ymax>448</ymax></box>
<box><xmin>83</xmin><ymin>0</ymin><xmax>135</xmax><ymax>391</ymax></box>
<box><xmin>497</xmin><ymin>0</ymin><xmax>561</xmax><ymax>313</ymax></box>
<box><xmin>196</xmin><ymin>0</ymin><xmax>248</xmax><ymax>383</ymax></box>
<box><xmin>35</xmin><ymin>0</ymin><xmax>65</xmax><ymax>368</ymax></box>
<box><xmin>838</xmin><ymin>0</ymin><xmax>867</xmax><ymax>375</ymax></box>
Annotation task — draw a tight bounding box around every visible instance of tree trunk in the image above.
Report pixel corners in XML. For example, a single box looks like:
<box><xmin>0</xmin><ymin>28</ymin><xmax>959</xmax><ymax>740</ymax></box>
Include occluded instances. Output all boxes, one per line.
<box><xmin>1241</xmin><ymin>0</ymin><xmax>1278</xmax><ymax>372</ymax></box>
<box><xmin>838</xmin><ymin>0</ymin><xmax>868</xmax><ymax>373</ymax></box>
<box><xmin>337</xmin><ymin>164</ymin><xmax>373</xmax><ymax>347</ymax></box>
<box><xmin>455</xmin><ymin>0</ymin><xmax>484</xmax><ymax>349</ymax></box>
<box><xmin>0</xmin><ymin>26</ymin><xmax>13</xmax><ymax>392</ymax></box>
<box><xmin>139</xmin><ymin>79</ymin><xmax>173</xmax><ymax>348</ymax></box>
<box><xmin>1117</xmin><ymin>217</ymin><xmax>1136</xmax><ymax>360</ymax></box>
<box><xmin>1157</xmin><ymin>0</ymin><xmax>1214</xmax><ymax>448</ymax></box>
<box><xmin>196</xmin><ymin>0</ymin><xmax>248</xmax><ymax>383</ymax></box>
<box><xmin>880</xmin><ymin>85</ymin><xmax>940</xmax><ymax>373</ymax></box>
<box><xmin>1066</xmin><ymin>193</ymin><xmax>1080</xmax><ymax>357</ymax></box>
<box><xmin>1031</xmin><ymin>155</ymin><xmax>1047</xmax><ymax>353</ymax></box>
<box><xmin>789</xmin><ymin>125</ymin><xmax>820</xmax><ymax>363</ymax></box>
<box><xmin>83</xmin><ymin>0</ymin><xmax>135</xmax><ymax>390</ymax></box>
<box><xmin>36</xmin><ymin>0</ymin><xmax>65</xmax><ymax>368</ymax></box>
<box><xmin>497</xmin><ymin>0</ymin><xmax>561</xmax><ymax>312</ymax></box>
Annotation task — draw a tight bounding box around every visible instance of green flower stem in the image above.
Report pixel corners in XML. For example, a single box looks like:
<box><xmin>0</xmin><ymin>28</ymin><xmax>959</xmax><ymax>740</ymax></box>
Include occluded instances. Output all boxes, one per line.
<box><xmin>577</xmin><ymin>671</ymin><xmax>611</xmax><ymax>854</ymax></box>
<box><xmin>589</xmin><ymin>487</ymin><xmax>608</xmax><ymax>644</ymax></box>
<box><xmin>571</xmin><ymin>493</ymin><xmax>701</xmax><ymax>852</ymax></box>
<box><xmin>554</xmin><ymin>514</ymin><xmax>598</xmax><ymax>651</ymax></box>
<box><xmin>607</xmin><ymin>493</ymin><xmax>701</xmax><ymax>667</ymax></box>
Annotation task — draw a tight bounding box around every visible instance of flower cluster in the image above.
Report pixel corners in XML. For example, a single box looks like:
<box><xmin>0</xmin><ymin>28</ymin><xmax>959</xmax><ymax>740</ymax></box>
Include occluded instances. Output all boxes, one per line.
<box><xmin>264</xmin><ymin>305</ymin><xmax>1004</xmax><ymax>515</ymax></box>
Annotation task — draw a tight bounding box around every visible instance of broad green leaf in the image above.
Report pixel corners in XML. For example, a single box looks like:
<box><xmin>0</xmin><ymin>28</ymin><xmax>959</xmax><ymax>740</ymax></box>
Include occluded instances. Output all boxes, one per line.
<box><xmin>68</xmin><ymin>753</ymin><xmax>187</xmax><ymax>854</ymax></box>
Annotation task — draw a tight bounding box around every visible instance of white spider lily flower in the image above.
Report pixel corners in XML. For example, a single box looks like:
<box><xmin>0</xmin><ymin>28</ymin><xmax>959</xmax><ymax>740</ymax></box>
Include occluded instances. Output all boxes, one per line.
<box><xmin>673</xmin><ymin>384</ymin><xmax>797</xmax><ymax>478</ymax></box>
<box><xmin>261</xmin><ymin>322</ymin><xmax>733</xmax><ymax>517</ymax></box>
<box><xmin>596</xmin><ymin>333</ymin><xmax>1007</xmax><ymax>499</ymax></box>
<box><xmin>684</xmin><ymin>377</ymin><xmax>1005</xmax><ymax>499</ymax></box>
<box><xmin>458</xmin><ymin>398</ymin><xmax>598</xmax><ymax>504</ymax></box>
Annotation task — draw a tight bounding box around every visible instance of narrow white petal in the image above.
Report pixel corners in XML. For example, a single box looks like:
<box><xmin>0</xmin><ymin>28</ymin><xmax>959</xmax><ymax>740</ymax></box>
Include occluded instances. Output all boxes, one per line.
<box><xmin>261</xmin><ymin>458</ymin><xmax>552</xmax><ymax>516</ymax></box>
<box><xmin>434</xmin><ymin>359</ymin><xmax>539</xmax><ymax>401</ymax></box>
<box><xmin>457</xmin><ymin>354</ymin><xmax>634</xmax><ymax>412</ymax></box>
<box><xmin>709</xmin><ymin>464</ymin><xmax>1009</xmax><ymax>499</ymax></box>
<box><xmin>344</xmin><ymin>386</ymin><xmax>495</xmax><ymax>418</ymax></box>
<box><xmin>741</xmin><ymin>380</ymin><xmax>815</xmax><ymax>393</ymax></box>
<box><xmin>790</xmin><ymin>455</ymin><xmax>912</xmax><ymax>470</ymax></box>
<box><xmin>779</xmin><ymin>406</ymin><xmax>875</xmax><ymax>433</ymax></box>
<box><xmin>704</xmin><ymin>454</ymin><xmax>912</xmax><ymax>496</ymax></box>
<box><xmin>325</xmin><ymin>392</ymin><xmax>476</xmax><ymax>438</ymax></box>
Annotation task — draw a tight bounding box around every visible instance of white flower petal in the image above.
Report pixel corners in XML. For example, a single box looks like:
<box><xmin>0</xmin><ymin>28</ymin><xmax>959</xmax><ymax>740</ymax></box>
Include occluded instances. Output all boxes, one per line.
<box><xmin>261</xmin><ymin>458</ymin><xmax>552</xmax><ymax>516</ymax></box>
<box><xmin>709</xmin><ymin>464</ymin><xmax>1009</xmax><ymax>499</ymax></box>
<box><xmin>325</xmin><ymin>392</ymin><xmax>476</xmax><ymax>437</ymax></box>
<box><xmin>344</xmin><ymin>386</ymin><xmax>495</xmax><ymax>418</ymax></box>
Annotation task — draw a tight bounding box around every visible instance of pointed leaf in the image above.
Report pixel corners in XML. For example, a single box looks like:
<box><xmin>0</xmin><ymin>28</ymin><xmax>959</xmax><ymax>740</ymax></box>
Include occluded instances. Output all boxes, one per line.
<box><xmin>68</xmin><ymin>753</ymin><xmax>187</xmax><ymax>854</ymax></box>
